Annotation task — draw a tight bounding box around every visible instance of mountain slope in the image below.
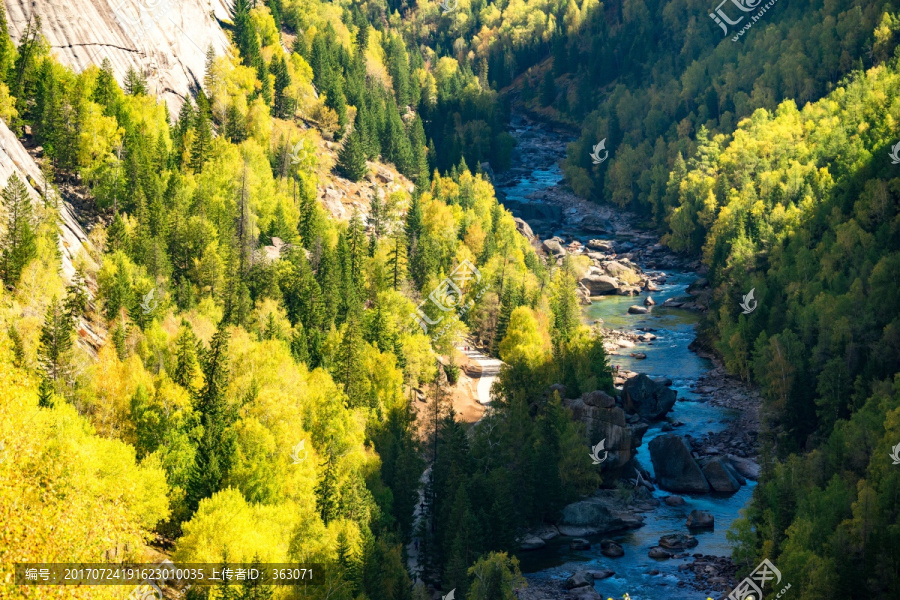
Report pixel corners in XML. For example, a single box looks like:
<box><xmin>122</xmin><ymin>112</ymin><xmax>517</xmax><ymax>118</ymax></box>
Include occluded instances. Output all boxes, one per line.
<box><xmin>3</xmin><ymin>0</ymin><xmax>232</xmax><ymax>110</ymax></box>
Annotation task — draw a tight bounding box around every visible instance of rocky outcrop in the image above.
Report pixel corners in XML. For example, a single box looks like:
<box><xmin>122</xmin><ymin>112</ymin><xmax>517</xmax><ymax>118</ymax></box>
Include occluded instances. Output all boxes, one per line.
<box><xmin>558</xmin><ymin>492</ymin><xmax>645</xmax><ymax>536</ymax></box>
<box><xmin>648</xmin><ymin>434</ymin><xmax>710</xmax><ymax>494</ymax></box>
<box><xmin>686</xmin><ymin>510</ymin><xmax>715</xmax><ymax>529</ymax></box>
<box><xmin>542</xmin><ymin>238</ymin><xmax>567</xmax><ymax>257</ymax></box>
<box><xmin>563</xmin><ymin>572</ymin><xmax>593</xmax><ymax>590</ymax></box>
<box><xmin>600</xmin><ymin>539</ymin><xmax>624</xmax><ymax>557</ymax></box>
<box><xmin>699</xmin><ymin>456</ymin><xmax>743</xmax><ymax>493</ymax></box>
<box><xmin>580</xmin><ymin>273</ymin><xmax>619</xmax><ymax>295</ymax></box>
<box><xmin>623</xmin><ymin>374</ymin><xmax>677</xmax><ymax>420</ymax></box>
<box><xmin>5</xmin><ymin>0</ymin><xmax>232</xmax><ymax>114</ymax></box>
<box><xmin>659</xmin><ymin>533</ymin><xmax>699</xmax><ymax>549</ymax></box>
<box><xmin>514</xmin><ymin>217</ymin><xmax>535</xmax><ymax>241</ymax></box>
<box><xmin>563</xmin><ymin>391</ymin><xmax>646</xmax><ymax>471</ymax></box>
<box><xmin>0</xmin><ymin>120</ymin><xmax>94</xmax><ymax>282</ymax></box>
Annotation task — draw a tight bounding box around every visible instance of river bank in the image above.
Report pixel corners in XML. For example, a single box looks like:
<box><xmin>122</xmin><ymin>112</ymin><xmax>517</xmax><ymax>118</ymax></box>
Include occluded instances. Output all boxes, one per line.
<box><xmin>493</xmin><ymin>114</ymin><xmax>761</xmax><ymax>600</ymax></box>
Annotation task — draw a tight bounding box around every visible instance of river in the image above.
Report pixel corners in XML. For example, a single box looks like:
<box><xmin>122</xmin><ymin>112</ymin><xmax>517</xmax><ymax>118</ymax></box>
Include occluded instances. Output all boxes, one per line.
<box><xmin>493</xmin><ymin>115</ymin><xmax>755</xmax><ymax>600</ymax></box>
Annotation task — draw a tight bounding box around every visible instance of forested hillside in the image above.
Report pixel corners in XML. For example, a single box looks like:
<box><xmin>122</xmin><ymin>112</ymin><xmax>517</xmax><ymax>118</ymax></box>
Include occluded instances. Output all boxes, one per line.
<box><xmin>3</xmin><ymin>0</ymin><xmax>900</xmax><ymax>598</ymax></box>
<box><xmin>0</xmin><ymin>0</ymin><xmax>611</xmax><ymax>598</ymax></box>
<box><xmin>530</xmin><ymin>1</ymin><xmax>900</xmax><ymax>597</ymax></box>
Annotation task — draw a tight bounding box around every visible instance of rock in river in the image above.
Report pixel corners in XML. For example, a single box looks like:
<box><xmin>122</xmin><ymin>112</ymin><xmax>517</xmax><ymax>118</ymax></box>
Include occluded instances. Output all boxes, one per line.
<box><xmin>663</xmin><ymin>495</ymin><xmax>685</xmax><ymax>506</ymax></box>
<box><xmin>558</xmin><ymin>494</ymin><xmax>645</xmax><ymax>536</ymax></box>
<box><xmin>623</xmin><ymin>374</ymin><xmax>677</xmax><ymax>420</ymax></box>
<box><xmin>600</xmin><ymin>539</ymin><xmax>625</xmax><ymax>557</ymax></box>
<box><xmin>686</xmin><ymin>510</ymin><xmax>715</xmax><ymax>529</ymax></box>
<box><xmin>581</xmin><ymin>273</ymin><xmax>619</xmax><ymax>295</ymax></box>
<box><xmin>699</xmin><ymin>456</ymin><xmax>743</xmax><ymax>493</ymax></box>
<box><xmin>519</xmin><ymin>536</ymin><xmax>546</xmax><ymax>550</ymax></box>
<box><xmin>658</xmin><ymin>533</ymin><xmax>699</xmax><ymax>549</ymax></box>
<box><xmin>570</xmin><ymin>538</ymin><xmax>591</xmax><ymax>551</ymax></box>
<box><xmin>628</xmin><ymin>305</ymin><xmax>650</xmax><ymax>314</ymax></box>
<box><xmin>564</xmin><ymin>571</ymin><xmax>593</xmax><ymax>589</ymax></box>
<box><xmin>648</xmin><ymin>434</ymin><xmax>710</xmax><ymax>493</ymax></box>
<box><xmin>648</xmin><ymin>547</ymin><xmax>672</xmax><ymax>559</ymax></box>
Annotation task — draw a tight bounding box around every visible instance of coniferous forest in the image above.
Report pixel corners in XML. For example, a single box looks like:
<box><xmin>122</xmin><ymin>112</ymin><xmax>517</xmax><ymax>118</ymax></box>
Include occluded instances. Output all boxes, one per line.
<box><xmin>0</xmin><ymin>0</ymin><xmax>898</xmax><ymax>599</ymax></box>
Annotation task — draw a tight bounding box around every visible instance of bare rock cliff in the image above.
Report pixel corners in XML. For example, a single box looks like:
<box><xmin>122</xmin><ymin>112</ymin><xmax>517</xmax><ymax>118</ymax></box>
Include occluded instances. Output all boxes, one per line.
<box><xmin>3</xmin><ymin>0</ymin><xmax>232</xmax><ymax>111</ymax></box>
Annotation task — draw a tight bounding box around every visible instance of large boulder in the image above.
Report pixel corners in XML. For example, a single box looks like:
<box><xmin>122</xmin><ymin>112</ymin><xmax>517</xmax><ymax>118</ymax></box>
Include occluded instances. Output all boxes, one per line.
<box><xmin>581</xmin><ymin>274</ymin><xmax>619</xmax><ymax>295</ymax></box>
<box><xmin>700</xmin><ymin>457</ymin><xmax>743</xmax><ymax>493</ymax></box>
<box><xmin>726</xmin><ymin>455</ymin><xmax>760</xmax><ymax>480</ymax></box>
<box><xmin>587</xmin><ymin>239</ymin><xmax>615</xmax><ymax>252</ymax></box>
<box><xmin>514</xmin><ymin>217</ymin><xmax>535</xmax><ymax>240</ymax></box>
<box><xmin>519</xmin><ymin>536</ymin><xmax>546</xmax><ymax>550</ymax></box>
<box><xmin>623</xmin><ymin>374</ymin><xmax>677</xmax><ymax>420</ymax></box>
<box><xmin>648</xmin><ymin>547</ymin><xmax>672</xmax><ymax>559</ymax></box>
<box><xmin>568</xmin><ymin>586</ymin><xmax>603</xmax><ymax>600</ymax></box>
<box><xmin>600</xmin><ymin>540</ymin><xmax>624</xmax><ymax>558</ymax></box>
<box><xmin>658</xmin><ymin>533</ymin><xmax>699</xmax><ymax>550</ymax></box>
<box><xmin>542</xmin><ymin>239</ymin><xmax>567</xmax><ymax>257</ymax></box>
<box><xmin>563</xmin><ymin>394</ymin><xmax>646</xmax><ymax>472</ymax></box>
<box><xmin>558</xmin><ymin>496</ymin><xmax>645</xmax><ymax>536</ymax></box>
<box><xmin>569</xmin><ymin>538</ymin><xmax>591</xmax><ymax>551</ymax></box>
<box><xmin>686</xmin><ymin>510</ymin><xmax>715</xmax><ymax>529</ymax></box>
<box><xmin>604</xmin><ymin>260</ymin><xmax>636</xmax><ymax>279</ymax></box>
<box><xmin>564</xmin><ymin>572</ymin><xmax>593</xmax><ymax>590</ymax></box>
<box><xmin>648</xmin><ymin>434</ymin><xmax>710</xmax><ymax>494</ymax></box>
<box><xmin>628</xmin><ymin>305</ymin><xmax>650</xmax><ymax>314</ymax></box>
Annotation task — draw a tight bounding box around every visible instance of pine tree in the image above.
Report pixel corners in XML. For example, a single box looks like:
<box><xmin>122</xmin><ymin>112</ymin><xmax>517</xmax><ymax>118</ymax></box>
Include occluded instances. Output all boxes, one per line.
<box><xmin>173</xmin><ymin>319</ymin><xmax>199</xmax><ymax>389</ymax></box>
<box><xmin>190</xmin><ymin>94</ymin><xmax>213</xmax><ymax>173</ymax></box>
<box><xmin>336</xmin><ymin>126</ymin><xmax>367</xmax><ymax>181</ymax></box>
<box><xmin>187</xmin><ymin>323</ymin><xmax>235</xmax><ymax>512</ymax></box>
<box><xmin>271</xmin><ymin>54</ymin><xmax>292</xmax><ymax>118</ymax></box>
<box><xmin>233</xmin><ymin>0</ymin><xmax>261</xmax><ymax>68</ymax></box>
<box><xmin>123</xmin><ymin>66</ymin><xmax>148</xmax><ymax>96</ymax></box>
<box><xmin>203</xmin><ymin>45</ymin><xmax>217</xmax><ymax>95</ymax></box>
<box><xmin>0</xmin><ymin>173</ymin><xmax>37</xmax><ymax>285</ymax></box>
<box><xmin>37</xmin><ymin>377</ymin><xmax>54</xmax><ymax>408</ymax></box>
<box><xmin>337</xmin><ymin>305</ymin><xmax>366</xmax><ymax>407</ymax></box>
<box><xmin>290</xmin><ymin>323</ymin><xmax>310</xmax><ymax>365</ymax></box>
<box><xmin>38</xmin><ymin>297</ymin><xmax>73</xmax><ymax>387</ymax></box>
<box><xmin>386</xmin><ymin>231</ymin><xmax>407</xmax><ymax>291</ymax></box>
<box><xmin>315</xmin><ymin>446</ymin><xmax>340</xmax><ymax>526</ymax></box>
<box><xmin>217</xmin><ymin>549</ymin><xmax>236</xmax><ymax>600</ymax></box>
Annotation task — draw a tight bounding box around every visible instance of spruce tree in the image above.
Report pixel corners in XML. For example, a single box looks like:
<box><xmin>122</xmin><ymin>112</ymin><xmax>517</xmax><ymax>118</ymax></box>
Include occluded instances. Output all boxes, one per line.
<box><xmin>240</xmin><ymin>553</ymin><xmax>273</xmax><ymax>600</ymax></box>
<box><xmin>290</xmin><ymin>323</ymin><xmax>310</xmax><ymax>365</ymax></box>
<box><xmin>38</xmin><ymin>297</ymin><xmax>73</xmax><ymax>387</ymax></box>
<box><xmin>0</xmin><ymin>173</ymin><xmax>37</xmax><ymax>285</ymax></box>
<box><xmin>190</xmin><ymin>94</ymin><xmax>213</xmax><ymax>173</ymax></box>
<box><xmin>173</xmin><ymin>319</ymin><xmax>199</xmax><ymax>389</ymax></box>
<box><xmin>315</xmin><ymin>446</ymin><xmax>340</xmax><ymax>526</ymax></box>
<box><xmin>386</xmin><ymin>231</ymin><xmax>407</xmax><ymax>291</ymax></box>
<box><xmin>233</xmin><ymin>0</ymin><xmax>261</xmax><ymax>68</ymax></box>
<box><xmin>187</xmin><ymin>323</ymin><xmax>235</xmax><ymax>512</ymax></box>
<box><xmin>336</xmin><ymin>126</ymin><xmax>367</xmax><ymax>181</ymax></box>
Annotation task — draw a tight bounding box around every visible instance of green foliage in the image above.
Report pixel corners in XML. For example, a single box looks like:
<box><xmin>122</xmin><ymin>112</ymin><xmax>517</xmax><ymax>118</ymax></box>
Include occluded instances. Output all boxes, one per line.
<box><xmin>0</xmin><ymin>173</ymin><xmax>37</xmax><ymax>285</ymax></box>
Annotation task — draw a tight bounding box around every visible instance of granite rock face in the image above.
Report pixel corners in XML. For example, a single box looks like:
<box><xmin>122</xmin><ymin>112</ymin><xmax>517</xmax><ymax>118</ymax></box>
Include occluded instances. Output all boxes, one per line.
<box><xmin>5</xmin><ymin>0</ymin><xmax>232</xmax><ymax>114</ymax></box>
